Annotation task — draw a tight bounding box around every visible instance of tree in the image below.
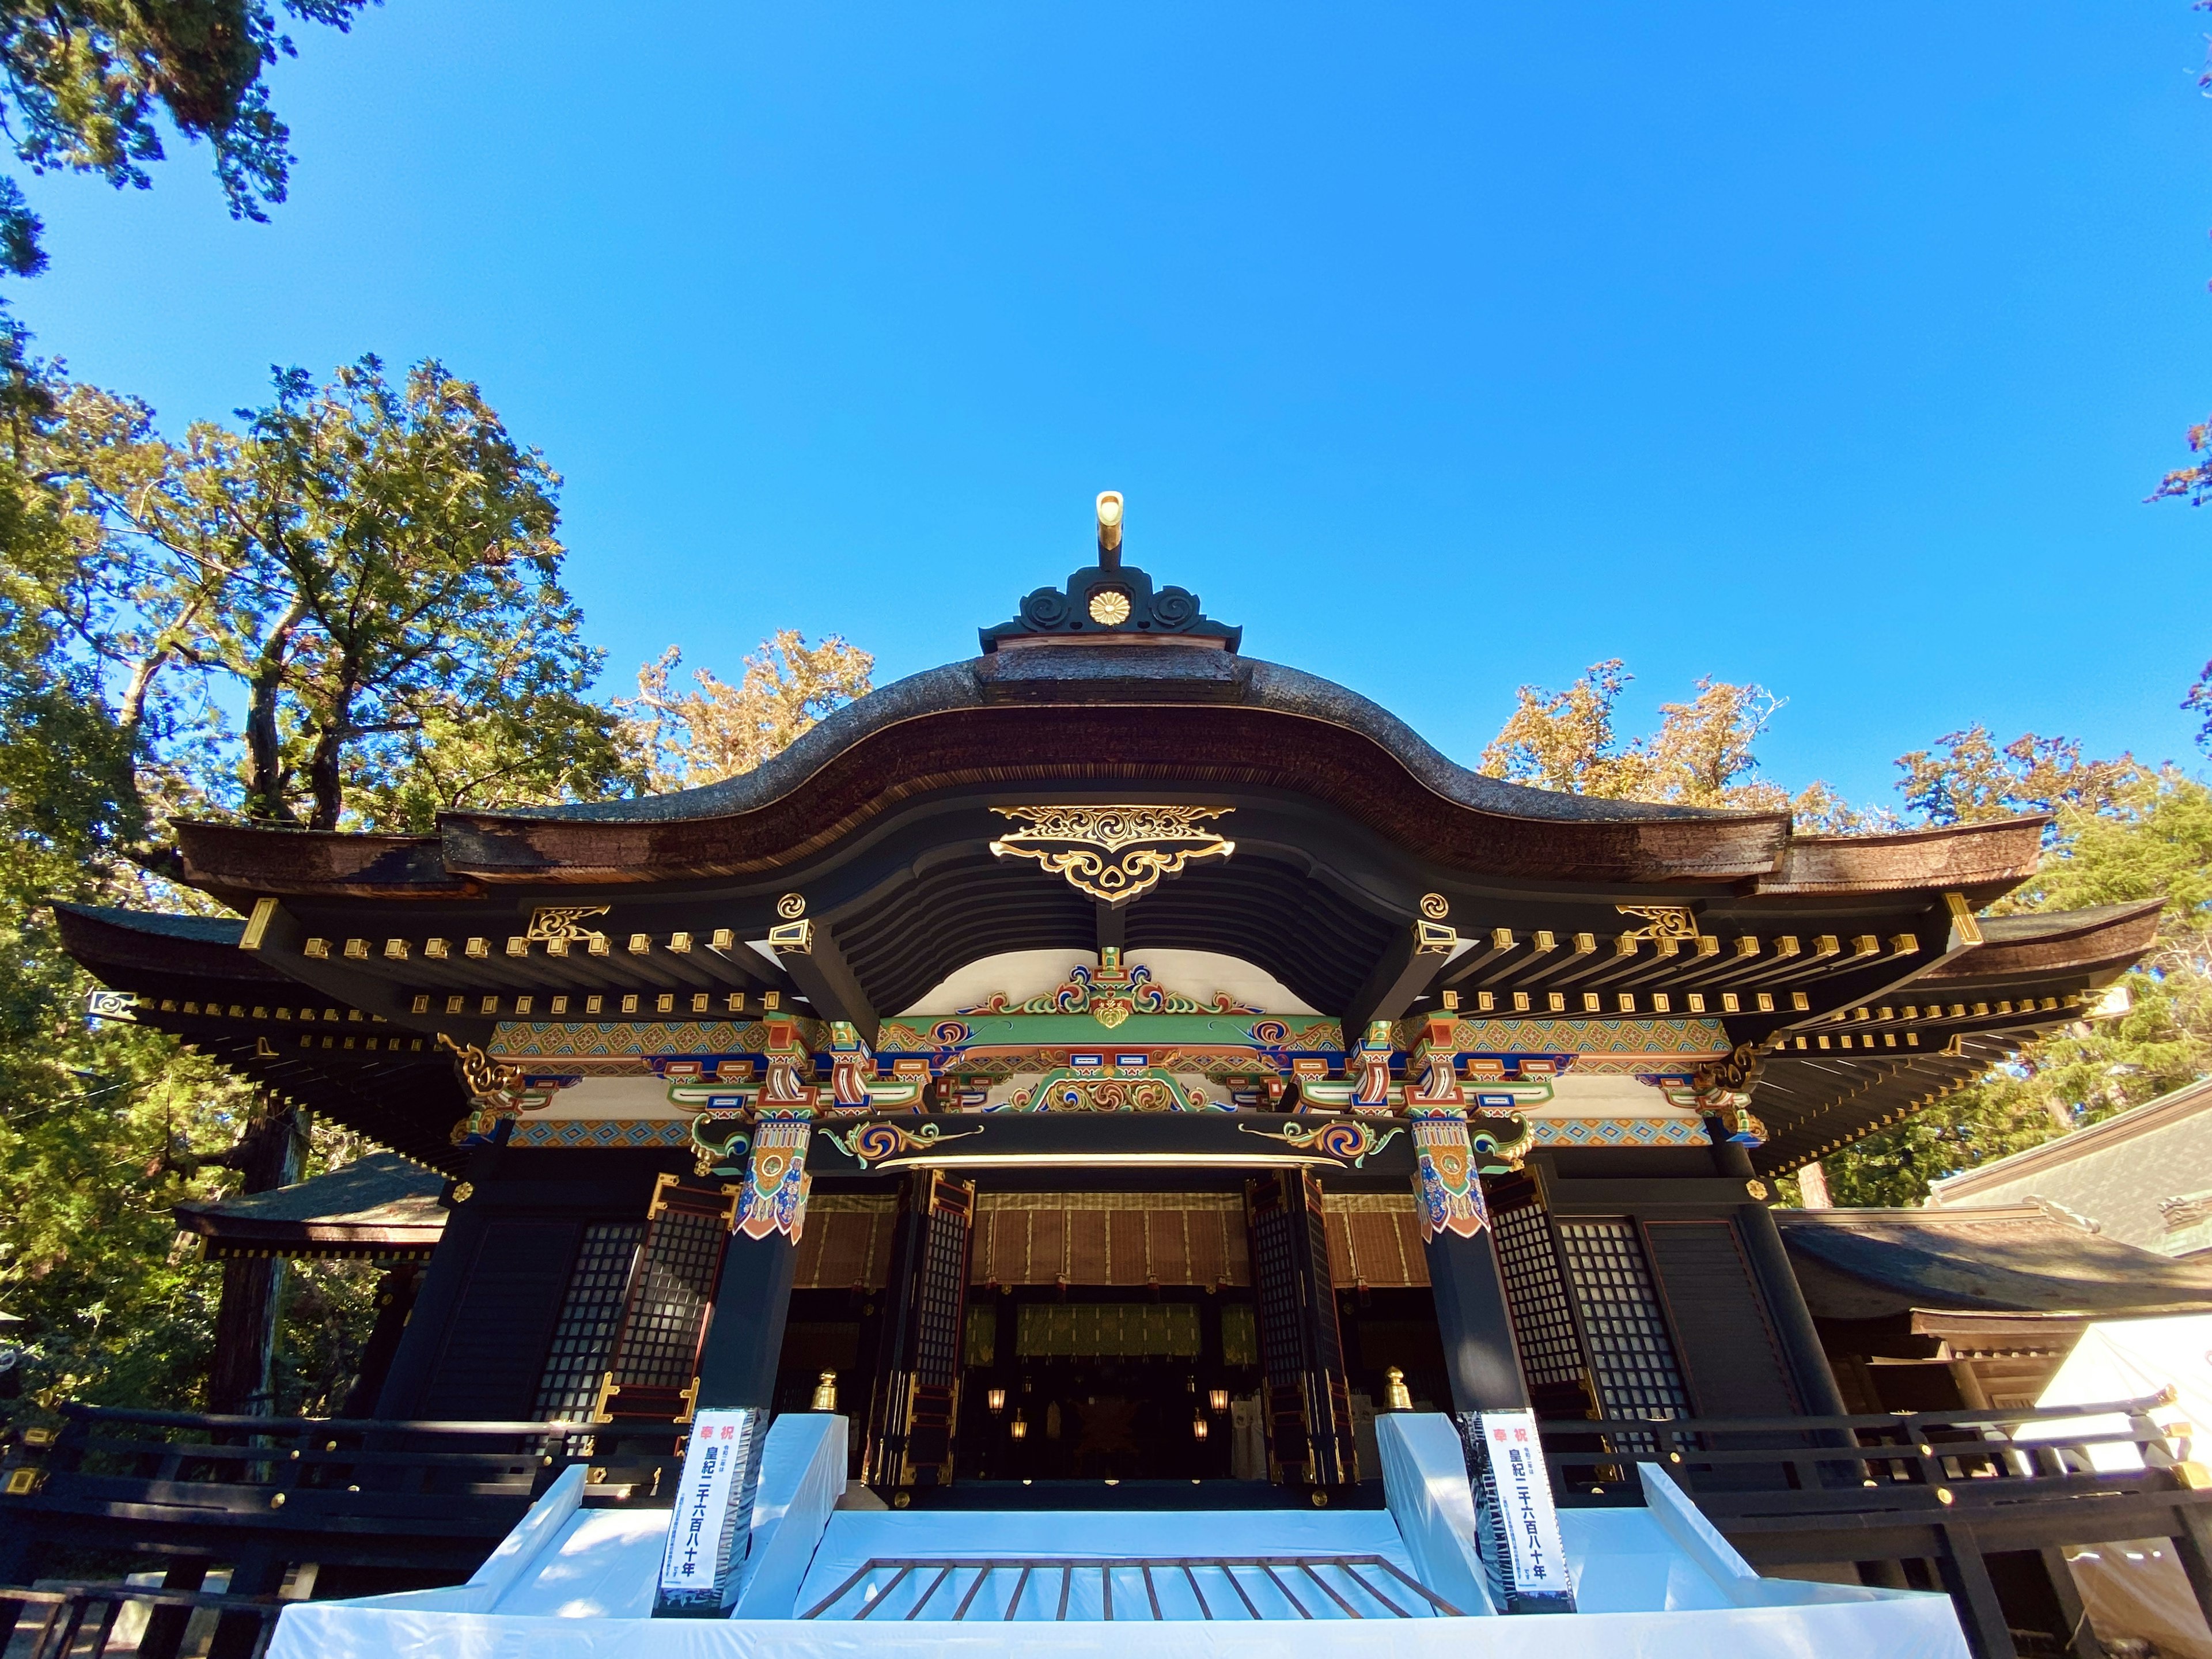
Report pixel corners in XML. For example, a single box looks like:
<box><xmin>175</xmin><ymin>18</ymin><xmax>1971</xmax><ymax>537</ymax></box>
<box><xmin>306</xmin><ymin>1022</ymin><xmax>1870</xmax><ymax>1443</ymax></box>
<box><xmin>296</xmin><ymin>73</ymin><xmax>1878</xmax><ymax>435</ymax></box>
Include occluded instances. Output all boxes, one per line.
<box><xmin>1817</xmin><ymin>768</ymin><xmax>2212</xmax><ymax>1206</ymax></box>
<box><xmin>1476</xmin><ymin>659</ymin><xmax>1888</xmax><ymax>828</ymax></box>
<box><xmin>0</xmin><ymin>353</ymin><xmax>652</xmax><ymax>1416</ymax></box>
<box><xmin>1895</xmin><ymin>725</ymin><xmax>2143</xmax><ymax>835</ymax></box>
<box><xmin>21</xmin><ymin>356</ymin><xmax>646</xmax><ymax>841</ymax></box>
<box><xmin>0</xmin><ymin>0</ymin><xmax>374</xmax><ymax>283</ymax></box>
<box><xmin>627</xmin><ymin>631</ymin><xmax>875</xmax><ymax>788</ymax></box>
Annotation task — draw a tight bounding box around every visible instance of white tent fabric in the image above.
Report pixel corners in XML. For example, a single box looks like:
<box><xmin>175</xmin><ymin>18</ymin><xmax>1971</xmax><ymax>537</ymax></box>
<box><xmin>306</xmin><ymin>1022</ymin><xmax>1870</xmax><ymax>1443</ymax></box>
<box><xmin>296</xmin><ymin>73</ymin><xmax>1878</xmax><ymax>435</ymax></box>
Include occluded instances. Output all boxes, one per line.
<box><xmin>2032</xmin><ymin>1314</ymin><xmax>2212</xmax><ymax>1655</ymax></box>
<box><xmin>2027</xmin><ymin>1311</ymin><xmax>2210</xmax><ymax>1474</ymax></box>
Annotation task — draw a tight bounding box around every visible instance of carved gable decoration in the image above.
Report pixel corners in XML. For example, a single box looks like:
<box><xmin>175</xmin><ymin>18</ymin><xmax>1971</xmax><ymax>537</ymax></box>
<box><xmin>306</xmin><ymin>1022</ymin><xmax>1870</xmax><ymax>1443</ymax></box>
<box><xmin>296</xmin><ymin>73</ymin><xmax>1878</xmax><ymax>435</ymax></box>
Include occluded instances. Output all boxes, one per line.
<box><xmin>988</xmin><ymin>805</ymin><xmax>1234</xmax><ymax>906</ymax></box>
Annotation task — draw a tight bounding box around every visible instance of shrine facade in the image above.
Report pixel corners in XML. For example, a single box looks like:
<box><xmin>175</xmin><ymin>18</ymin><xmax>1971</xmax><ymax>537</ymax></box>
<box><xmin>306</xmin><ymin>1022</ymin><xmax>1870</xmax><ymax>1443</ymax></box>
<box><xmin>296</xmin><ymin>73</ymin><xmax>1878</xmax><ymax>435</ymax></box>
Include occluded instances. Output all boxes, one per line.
<box><xmin>51</xmin><ymin>499</ymin><xmax>2157</xmax><ymax>1505</ymax></box>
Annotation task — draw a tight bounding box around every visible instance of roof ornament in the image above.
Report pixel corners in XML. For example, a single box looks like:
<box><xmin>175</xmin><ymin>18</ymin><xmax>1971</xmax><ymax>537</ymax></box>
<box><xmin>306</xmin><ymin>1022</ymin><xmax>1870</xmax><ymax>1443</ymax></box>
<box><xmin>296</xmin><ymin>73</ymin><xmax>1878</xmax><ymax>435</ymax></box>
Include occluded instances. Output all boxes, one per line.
<box><xmin>978</xmin><ymin>491</ymin><xmax>1242</xmax><ymax>653</ymax></box>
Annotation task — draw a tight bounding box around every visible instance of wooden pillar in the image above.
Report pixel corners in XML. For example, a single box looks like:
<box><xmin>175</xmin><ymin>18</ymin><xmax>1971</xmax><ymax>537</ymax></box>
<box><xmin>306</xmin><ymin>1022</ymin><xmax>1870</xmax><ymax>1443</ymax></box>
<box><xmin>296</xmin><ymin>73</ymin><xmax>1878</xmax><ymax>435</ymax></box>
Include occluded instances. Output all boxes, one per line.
<box><xmin>207</xmin><ymin>1099</ymin><xmax>307</xmax><ymax>1415</ymax></box>
<box><xmin>341</xmin><ymin>1262</ymin><xmax>422</xmax><ymax>1419</ymax></box>
<box><xmin>372</xmin><ymin>1126</ymin><xmax>508</xmax><ymax>1418</ymax></box>
<box><xmin>1936</xmin><ymin>1523</ymin><xmax>2018</xmax><ymax>1659</ymax></box>
<box><xmin>1710</xmin><ymin>1135</ymin><xmax>1849</xmax><ymax>1416</ymax></box>
<box><xmin>1423</xmin><ymin>1226</ymin><xmax>1532</xmax><ymax>1414</ymax></box>
<box><xmin>2034</xmin><ymin>1546</ymin><xmax>2103</xmax><ymax>1659</ymax></box>
<box><xmin>694</xmin><ymin>1230</ymin><xmax>801</xmax><ymax>1411</ymax></box>
<box><xmin>207</xmin><ymin>1550</ymin><xmax>285</xmax><ymax>1659</ymax></box>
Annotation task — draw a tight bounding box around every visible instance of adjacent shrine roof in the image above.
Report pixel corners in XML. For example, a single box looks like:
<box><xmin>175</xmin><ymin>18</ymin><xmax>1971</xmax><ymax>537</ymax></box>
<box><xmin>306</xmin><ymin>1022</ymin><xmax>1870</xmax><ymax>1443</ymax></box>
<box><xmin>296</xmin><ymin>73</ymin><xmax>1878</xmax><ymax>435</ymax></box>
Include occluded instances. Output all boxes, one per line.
<box><xmin>1779</xmin><ymin>1203</ymin><xmax>2212</xmax><ymax>1320</ymax></box>
<box><xmin>172</xmin><ymin>1152</ymin><xmax>446</xmax><ymax>1260</ymax></box>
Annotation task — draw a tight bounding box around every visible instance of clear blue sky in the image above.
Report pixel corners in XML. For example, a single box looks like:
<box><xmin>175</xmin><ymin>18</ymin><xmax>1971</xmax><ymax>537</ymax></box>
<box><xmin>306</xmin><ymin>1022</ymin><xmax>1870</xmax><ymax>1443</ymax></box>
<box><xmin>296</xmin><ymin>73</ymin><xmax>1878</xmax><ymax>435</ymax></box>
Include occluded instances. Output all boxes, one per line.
<box><xmin>20</xmin><ymin>2</ymin><xmax>2212</xmax><ymax>806</ymax></box>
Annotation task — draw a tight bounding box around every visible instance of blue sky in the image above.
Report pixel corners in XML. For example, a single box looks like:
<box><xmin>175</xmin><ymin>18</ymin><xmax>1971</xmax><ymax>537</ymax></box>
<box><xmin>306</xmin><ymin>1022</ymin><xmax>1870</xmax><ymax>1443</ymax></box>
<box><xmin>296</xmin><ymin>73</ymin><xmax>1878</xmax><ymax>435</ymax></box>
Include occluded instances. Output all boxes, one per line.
<box><xmin>19</xmin><ymin>2</ymin><xmax>2212</xmax><ymax>806</ymax></box>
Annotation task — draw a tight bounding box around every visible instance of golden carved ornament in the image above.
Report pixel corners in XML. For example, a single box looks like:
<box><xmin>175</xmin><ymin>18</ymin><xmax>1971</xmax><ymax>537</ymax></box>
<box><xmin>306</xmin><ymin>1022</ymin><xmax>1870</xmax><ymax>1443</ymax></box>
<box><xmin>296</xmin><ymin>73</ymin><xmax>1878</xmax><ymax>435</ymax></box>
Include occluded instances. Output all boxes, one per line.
<box><xmin>1087</xmin><ymin>588</ymin><xmax>1132</xmax><ymax>625</ymax></box>
<box><xmin>1616</xmin><ymin>904</ymin><xmax>1700</xmax><ymax>941</ymax></box>
<box><xmin>776</xmin><ymin>892</ymin><xmax>807</xmax><ymax>920</ymax></box>
<box><xmin>1419</xmin><ymin>892</ymin><xmax>1450</xmax><ymax>921</ymax></box>
<box><xmin>526</xmin><ymin>904</ymin><xmax>609</xmax><ymax>944</ymax></box>
<box><xmin>988</xmin><ymin>805</ymin><xmax>1234</xmax><ymax>906</ymax></box>
<box><xmin>437</xmin><ymin>1033</ymin><xmax>532</xmax><ymax>1109</ymax></box>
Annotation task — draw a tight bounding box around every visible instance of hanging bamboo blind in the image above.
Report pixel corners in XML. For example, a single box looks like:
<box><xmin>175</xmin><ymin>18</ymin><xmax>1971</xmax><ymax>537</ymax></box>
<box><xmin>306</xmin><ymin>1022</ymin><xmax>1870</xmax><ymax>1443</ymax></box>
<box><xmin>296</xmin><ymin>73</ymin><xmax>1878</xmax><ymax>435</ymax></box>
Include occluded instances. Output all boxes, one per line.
<box><xmin>790</xmin><ymin>1188</ymin><xmax>1431</xmax><ymax>1291</ymax></box>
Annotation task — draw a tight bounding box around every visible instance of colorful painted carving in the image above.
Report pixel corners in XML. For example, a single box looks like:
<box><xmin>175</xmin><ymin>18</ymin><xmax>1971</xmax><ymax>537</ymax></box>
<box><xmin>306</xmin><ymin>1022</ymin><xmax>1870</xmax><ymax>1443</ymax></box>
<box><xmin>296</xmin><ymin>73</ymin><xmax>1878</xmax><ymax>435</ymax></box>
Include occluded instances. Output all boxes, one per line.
<box><xmin>1410</xmin><ymin>1108</ymin><xmax>1488</xmax><ymax>1241</ymax></box>
<box><xmin>958</xmin><ymin>948</ymin><xmax>1259</xmax><ymax>1022</ymax></box>
<box><xmin>825</xmin><ymin>1022</ymin><xmax>930</xmax><ymax>1112</ymax></box>
<box><xmin>1000</xmin><ymin>1065</ymin><xmax>1221</xmax><ymax>1112</ymax></box>
<box><xmin>820</xmin><ymin>1119</ymin><xmax>985</xmax><ymax>1166</ymax></box>
<box><xmin>1236</xmin><ymin>1118</ymin><xmax>1403</xmax><ymax>1167</ymax></box>
<box><xmin>737</xmin><ymin>1113</ymin><xmax>812</xmax><ymax>1241</ymax></box>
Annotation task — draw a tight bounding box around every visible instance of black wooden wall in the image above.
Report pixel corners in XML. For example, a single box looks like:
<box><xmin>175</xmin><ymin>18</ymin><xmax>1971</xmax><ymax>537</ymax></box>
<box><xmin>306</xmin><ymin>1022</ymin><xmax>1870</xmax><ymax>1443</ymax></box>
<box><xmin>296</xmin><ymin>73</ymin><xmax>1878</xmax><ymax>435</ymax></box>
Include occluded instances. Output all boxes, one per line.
<box><xmin>374</xmin><ymin>1141</ymin><xmax>685</xmax><ymax>1421</ymax></box>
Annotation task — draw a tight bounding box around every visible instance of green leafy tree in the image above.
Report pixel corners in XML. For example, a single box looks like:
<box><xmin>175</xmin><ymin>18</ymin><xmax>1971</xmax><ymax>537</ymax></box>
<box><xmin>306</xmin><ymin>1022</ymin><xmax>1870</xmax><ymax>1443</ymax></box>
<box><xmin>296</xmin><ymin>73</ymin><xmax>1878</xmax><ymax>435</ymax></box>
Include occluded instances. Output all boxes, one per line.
<box><xmin>24</xmin><ymin>356</ymin><xmax>647</xmax><ymax>838</ymax></box>
<box><xmin>0</xmin><ymin>0</ymin><xmax>374</xmax><ymax>282</ymax></box>
<box><xmin>0</xmin><ymin>354</ymin><xmax>650</xmax><ymax>1415</ymax></box>
<box><xmin>1817</xmin><ymin>769</ymin><xmax>2212</xmax><ymax>1206</ymax></box>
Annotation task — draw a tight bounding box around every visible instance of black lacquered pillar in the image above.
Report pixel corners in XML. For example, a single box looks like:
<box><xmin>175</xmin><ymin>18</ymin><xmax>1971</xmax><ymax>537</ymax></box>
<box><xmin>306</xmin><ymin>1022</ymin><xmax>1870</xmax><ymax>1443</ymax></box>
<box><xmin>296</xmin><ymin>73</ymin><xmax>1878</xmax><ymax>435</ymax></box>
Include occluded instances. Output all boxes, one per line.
<box><xmin>1423</xmin><ymin>1222</ymin><xmax>1531</xmax><ymax>1414</ymax></box>
<box><xmin>694</xmin><ymin>1095</ymin><xmax>813</xmax><ymax>1412</ymax></box>
<box><xmin>694</xmin><ymin>1229</ymin><xmax>801</xmax><ymax>1411</ymax></box>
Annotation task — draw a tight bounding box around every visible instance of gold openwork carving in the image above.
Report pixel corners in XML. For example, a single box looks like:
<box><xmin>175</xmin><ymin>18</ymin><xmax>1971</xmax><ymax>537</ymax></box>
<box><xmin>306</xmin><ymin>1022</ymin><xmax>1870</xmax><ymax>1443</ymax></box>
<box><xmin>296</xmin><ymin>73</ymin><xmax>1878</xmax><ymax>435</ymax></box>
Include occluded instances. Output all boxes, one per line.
<box><xmin>527</xmin><ymin>905</ymin><xmax>609</xmax><ymax>944</ymax></box>
<box><xmin>1419</xmin><ymin>892</ymin><xmax>1450</xmax><ymax>920</ymax></box>
<box><xmin>776</xmin><ymin>892</ymin><xmax>807</xmax><ymax>919</ymax></box>
<box><xmin>1616</xmin><ymin>904</ymin><xmax>1700</xmax><ymax>941</ymax></box>
<box><xmin>988</xmin><ymin>805</ymin><xmax>1234</xmax><ymax>906</ymax></box>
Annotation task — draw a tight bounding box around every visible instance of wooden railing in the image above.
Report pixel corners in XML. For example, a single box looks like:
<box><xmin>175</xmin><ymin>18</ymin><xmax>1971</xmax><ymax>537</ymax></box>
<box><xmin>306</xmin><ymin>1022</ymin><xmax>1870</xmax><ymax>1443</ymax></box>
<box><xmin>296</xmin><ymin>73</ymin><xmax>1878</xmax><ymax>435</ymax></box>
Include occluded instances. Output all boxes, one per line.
<box><xmin>0</xmin><ymin>1405</ymin><xmax>691</xmax><ymax>1655</ymax></box>
<box><xmin>1540</xmin><ymin>1393</ymin><xmax>2195</xmax><ymax>1510</ymax></box>
<box><xmin>2</xmin><ymin>1583</ymin><xmax>285</xmax><ymax>1659</ymax></box>
<box><xmin>1541</xmin><ymin>1395</ymin><xmax>2212</xmax><ymax>1659</ymax></box>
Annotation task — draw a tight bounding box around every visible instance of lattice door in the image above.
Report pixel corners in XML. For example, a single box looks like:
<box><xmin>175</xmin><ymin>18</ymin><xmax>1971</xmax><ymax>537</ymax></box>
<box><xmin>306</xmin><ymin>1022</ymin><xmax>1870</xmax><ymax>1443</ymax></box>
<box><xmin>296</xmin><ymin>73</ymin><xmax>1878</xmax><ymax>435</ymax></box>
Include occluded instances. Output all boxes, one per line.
<box><xmin>863</xmin><ymin>1170</ymin><xmax>976</xmax><ymax>1488</ymax></box>
<box><xmin>1484</xmin><ymin>1175</ymin><xmax>1596</xmax><ymax>1418</ymax></box>
<box><xmin>535</xmin><ymin>1222</ymin><xmax>646</xmax><ymax>1423</ymax></box>
<box><xmin>1554</xmin><ymin>1218</ymin><xmax>1691</xmax><ymax>1424</ymax></box>
<box><xmin>593</xmin><ymin>1174</ymin><xmax>738</xmax><ymax>1425</ymax></box>
<box><xmin>1244</xmin><ymin>1170</ymin><xmax>1357</xmax><ymax>1486</ymax></box>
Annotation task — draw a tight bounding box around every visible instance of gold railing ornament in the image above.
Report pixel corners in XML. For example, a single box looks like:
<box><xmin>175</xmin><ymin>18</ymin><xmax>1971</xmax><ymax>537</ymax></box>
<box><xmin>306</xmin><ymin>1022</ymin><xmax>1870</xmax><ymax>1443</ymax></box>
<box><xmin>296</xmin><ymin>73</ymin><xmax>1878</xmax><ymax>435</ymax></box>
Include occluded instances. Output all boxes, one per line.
<box><xmin>988</xmin><ymin>804</ymin><xmax>1234</xmax><ymax>905</ymax></box>
<box><xmin>1384</xmin><ymin>1366</ymin><xmax>1413</xmax><ymax>1411</ymax></box>
<box><xmin>812</xmin><ymin>1370</ymin><xmax>839</xmax><ymax>1411</ymax></box>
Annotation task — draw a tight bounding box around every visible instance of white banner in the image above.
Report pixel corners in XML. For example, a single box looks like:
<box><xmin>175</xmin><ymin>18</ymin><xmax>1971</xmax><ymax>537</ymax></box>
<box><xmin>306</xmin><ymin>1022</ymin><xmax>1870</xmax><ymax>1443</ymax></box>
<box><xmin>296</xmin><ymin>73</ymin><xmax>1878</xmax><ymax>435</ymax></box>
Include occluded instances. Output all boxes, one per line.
<box><xmin>1472</xmin><ymin>1409</ymin><xmax>1573</xmax><ymax>1611</ymax></box>
<box><xmin>656</xmin><ymin>1407</ymin><xmax>764</xmax><ymax>1613</ymax></box>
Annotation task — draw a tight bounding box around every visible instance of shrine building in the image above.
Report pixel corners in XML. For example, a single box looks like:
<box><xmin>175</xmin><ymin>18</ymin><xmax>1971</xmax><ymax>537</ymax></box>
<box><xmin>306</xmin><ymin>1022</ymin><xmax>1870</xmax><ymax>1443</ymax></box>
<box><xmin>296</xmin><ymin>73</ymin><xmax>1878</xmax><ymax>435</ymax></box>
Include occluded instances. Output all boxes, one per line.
<box><xmin>9</xmin><ymin>496</ymin><xmax>2180</xmax><ymax>1659</ymax></box>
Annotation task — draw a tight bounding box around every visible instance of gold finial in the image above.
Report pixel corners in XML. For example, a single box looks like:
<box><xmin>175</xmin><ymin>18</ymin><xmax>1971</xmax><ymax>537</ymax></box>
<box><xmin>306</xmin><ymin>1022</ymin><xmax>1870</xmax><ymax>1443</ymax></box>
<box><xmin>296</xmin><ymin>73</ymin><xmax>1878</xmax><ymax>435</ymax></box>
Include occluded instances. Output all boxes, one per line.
<box><xmin>1096</xmin><ymin>491</ymin><xmax>1124</xmax><ymax>566</ymax></box>
<box><xmin>1383</xmin><ymin>1366</ymin><xmax>1412</xmax><ymax>1411</ymax></box>
<box><xmin>811</xmin><ymin>1369</ymin><xmax>838</xmax><ymax>1411</ymax></box>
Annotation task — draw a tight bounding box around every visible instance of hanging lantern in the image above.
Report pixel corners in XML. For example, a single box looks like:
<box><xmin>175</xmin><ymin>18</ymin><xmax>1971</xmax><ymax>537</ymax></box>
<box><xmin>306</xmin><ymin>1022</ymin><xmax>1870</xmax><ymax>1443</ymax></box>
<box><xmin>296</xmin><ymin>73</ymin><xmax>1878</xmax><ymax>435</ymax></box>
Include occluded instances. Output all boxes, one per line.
<box><xmin>1207</xmin><ymin>1388</ymin><xmax>1230</xmax><ymax>1414</ymax></box>
<box><xmin>987</xmin><ymin>1387</ymin><xmax>1007</xmax><ymax>1414</ymax></box>
<box><xmin>1009</xmin><ymin>1414</ymin><xmax>1028</xmax><ymax>1440</ymax></box>
<box><xmin>1192</xmin><ymin>1415</ymin><xmax>1209</xmax><ymax>1441</ymax></box>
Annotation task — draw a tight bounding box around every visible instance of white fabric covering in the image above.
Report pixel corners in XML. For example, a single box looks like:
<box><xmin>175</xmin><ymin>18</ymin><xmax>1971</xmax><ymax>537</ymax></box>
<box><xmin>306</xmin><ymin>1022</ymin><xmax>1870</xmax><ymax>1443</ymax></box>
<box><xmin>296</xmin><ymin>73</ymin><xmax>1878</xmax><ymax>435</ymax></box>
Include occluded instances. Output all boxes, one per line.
<box><xmin>272</xmin><ymin>1410</ymin><xmax>1971</xmax><ymax>1658</ymax></box>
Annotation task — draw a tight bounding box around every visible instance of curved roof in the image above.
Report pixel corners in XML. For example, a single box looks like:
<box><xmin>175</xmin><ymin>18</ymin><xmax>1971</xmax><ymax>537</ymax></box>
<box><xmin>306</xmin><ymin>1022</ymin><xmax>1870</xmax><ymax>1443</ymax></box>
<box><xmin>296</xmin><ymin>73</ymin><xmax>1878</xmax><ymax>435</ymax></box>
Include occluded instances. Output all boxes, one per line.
<box><xmin>170</xmin><ymin>643</ymin><xmax>2041</xmax><ymax>900</ymax></box>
